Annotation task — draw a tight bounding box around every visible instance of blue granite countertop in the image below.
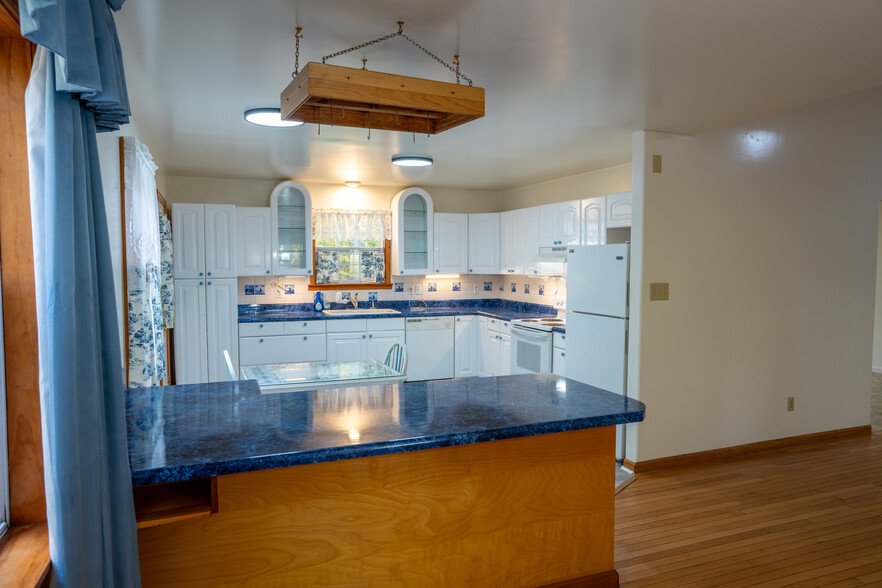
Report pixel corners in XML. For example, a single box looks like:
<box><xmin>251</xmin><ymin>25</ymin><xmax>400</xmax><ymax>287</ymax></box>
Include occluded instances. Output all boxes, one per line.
<box><xmin>126</xmin><ymin>374</ymin><xmax>645</xmax><ymax>485</ymax></box>
<box><xmin>238</xmin><ymin>299</ymin><xmax>559</xmax><ymax>324</ymax></box>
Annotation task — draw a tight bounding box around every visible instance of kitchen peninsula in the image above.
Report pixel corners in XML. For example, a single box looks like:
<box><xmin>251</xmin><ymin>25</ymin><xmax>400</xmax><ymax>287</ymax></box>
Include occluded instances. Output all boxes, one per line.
<box><xmin>127</xmin><ymin>374</ymin><xmax>645</xmax><ymax>586</ymax></box>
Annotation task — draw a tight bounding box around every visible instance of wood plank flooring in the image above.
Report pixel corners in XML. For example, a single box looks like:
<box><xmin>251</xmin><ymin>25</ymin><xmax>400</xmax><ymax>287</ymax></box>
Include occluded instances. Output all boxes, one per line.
<box><xmin>615</xmin><ymin>431</ymin><xmax>882</xmax><ymax>587</ymax></box>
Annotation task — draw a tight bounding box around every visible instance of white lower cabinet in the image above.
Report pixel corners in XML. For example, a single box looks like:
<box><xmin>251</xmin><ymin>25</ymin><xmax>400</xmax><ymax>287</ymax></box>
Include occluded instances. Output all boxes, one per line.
<box><xmin>327</xmin><ymin>318</ymin><xmax>405</xmax><ymax>363</ymax></box>
<box><xmin>552</xmin><ymin>331</ymin><xmax>566</xmax><ymax>376</ymax></box>
<box><xmin>478</xmin><ymin>317</ymin><xmax>511</xmax><ymax>377</ymax></box>
<box><xmin>174</xmin><ymin>278</ymin><xmax>238</xmax><ymax>384</ymax></box>
<box><xmin>239</xmin><ymin>320</ymin><xmax>326</xmax><ymax>366</ymax></box>
<box><xmin>454</xmin><ymin>316</ymin><xmax>479</xmax><ymax>378</ymax></box>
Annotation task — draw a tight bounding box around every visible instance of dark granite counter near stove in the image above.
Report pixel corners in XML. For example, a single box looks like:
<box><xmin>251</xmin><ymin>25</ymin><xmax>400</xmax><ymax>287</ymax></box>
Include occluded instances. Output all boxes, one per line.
<box><xmin>126</xmin><ymin>373</ymin><xmax>644</xmax><ymax>486</ymax></box>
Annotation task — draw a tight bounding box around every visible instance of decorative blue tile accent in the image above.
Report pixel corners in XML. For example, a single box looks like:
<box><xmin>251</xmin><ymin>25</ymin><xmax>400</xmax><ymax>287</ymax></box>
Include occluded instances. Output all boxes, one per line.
<box><xmin>394</xmin><ymin>282</ymin><xmax>404</xmax><ymax>292</ymax></box>
<box><xmin>452</xmin><ymin>282</ymin><xmax>461</xmax><ymax>292</ymax></box>
<box><xmin>284</xmin><ymin>284</ymin><xmax>296</xmax><ymax>295</ymax></box>
<box><xmin>368</xmin><ymin>292</ymin><xmax>378</xmax><ymax>303</ymax></box>
<box><xmin>524</xmin><ymin>284</ymin><xmax>530</xmax><ymax>294</ymax></box>
<box><xmin>539</xmin><ymin>285</ymin><xmax>545</xmax><ymax>295</ymax></box>
<box><xmin>244</xmin><ymin>285</ymin><xmax>255</xmax><ymax>295</ymax></box>
<box><xmin>427</xmin><ymin>282</ymin><xmax>437</xmax><ymax>292</ymax></box>
<box><xmin>483</xmin><ymin>281</ymin><xmax>492</xmax><ymax>292</ymax></box>
<box><xmin>510</xmin><ymin>282</ymin><xmax>517</xmax><ymax>293</ymax></box>
<box><xmin>253</xmin><ymin>285</ymin><xmax>265</xmax><ymax>296</ymax></box>
<box><xmin>126</xmin><ymin>374</ymin><xmax>646</xmax><ymax>485</ymax></box>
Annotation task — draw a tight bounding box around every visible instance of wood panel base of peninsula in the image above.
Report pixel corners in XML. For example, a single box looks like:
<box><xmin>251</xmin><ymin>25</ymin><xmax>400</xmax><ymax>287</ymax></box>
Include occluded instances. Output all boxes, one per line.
<box><xmin>136</xmin><ymin>427</ymin><xmax>617</xmax><ymax>587</ymax></box>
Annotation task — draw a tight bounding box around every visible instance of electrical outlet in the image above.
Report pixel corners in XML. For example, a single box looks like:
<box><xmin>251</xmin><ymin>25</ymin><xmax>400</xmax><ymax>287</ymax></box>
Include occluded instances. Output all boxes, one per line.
<box><xmin>473</xmin><ymin>284</ymin><xmax>478</xmax><ymax>294</ymax></box>
<box><xmin>787</xmin><ymin>396</ymin><xmax>795</xmax><ymax>411</ymax></box>
<box><xmin>415</xmin><ymin>284</ymin><xmax>421</xmax><ymax>295</ymax></box>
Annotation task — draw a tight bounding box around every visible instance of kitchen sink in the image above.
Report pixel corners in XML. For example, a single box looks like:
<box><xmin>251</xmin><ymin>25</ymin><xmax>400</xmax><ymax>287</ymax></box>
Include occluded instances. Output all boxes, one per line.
<box><xmin>322</xmin><ymin>308</ymin><xmax>401</xmax><ymax>316</ymax></box>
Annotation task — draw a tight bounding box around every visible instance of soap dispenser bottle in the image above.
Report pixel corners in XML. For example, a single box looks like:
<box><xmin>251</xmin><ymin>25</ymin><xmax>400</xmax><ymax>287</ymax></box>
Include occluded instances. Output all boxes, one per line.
<box><xmin>314</xmin><ymin>291</ymin><xmax>323</xmax><ymax>312</ymax></box>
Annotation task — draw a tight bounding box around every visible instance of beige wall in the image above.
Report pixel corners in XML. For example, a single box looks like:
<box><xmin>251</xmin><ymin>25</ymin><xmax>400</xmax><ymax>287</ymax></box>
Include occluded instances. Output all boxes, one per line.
<box><xmin>629</xmin><ymin>85</ymin><xmax>882</xmax><ymax>463</ymax></box>
<box><xmin>874</xmin><ymin>203</ymin><xmax>882</xmax><ymax>372</ymax></box>
<box><xmin>165</xmin><ymin>175</ymin><xmax>501</xmax><ymax>213</ymax></box>
<box><xmin>498</xmin><ymin>162</ymin><xmax>632</xmax><ymax>210</ymax></box>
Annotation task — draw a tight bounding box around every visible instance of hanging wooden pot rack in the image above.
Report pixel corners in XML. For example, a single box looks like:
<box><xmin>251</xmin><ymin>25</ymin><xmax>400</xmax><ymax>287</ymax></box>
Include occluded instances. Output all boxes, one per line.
<box><xmin>280</xmin><ymin>22</ymin><xmax>485</xmax><ymax>135</ymax></box>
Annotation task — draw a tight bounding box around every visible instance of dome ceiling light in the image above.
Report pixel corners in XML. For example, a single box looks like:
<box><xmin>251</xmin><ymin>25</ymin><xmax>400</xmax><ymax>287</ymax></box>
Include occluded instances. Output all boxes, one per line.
<box><xmin>280</xmin><ymin>22</ymin><xmax>484</xmax><ymax>135</ymax></box>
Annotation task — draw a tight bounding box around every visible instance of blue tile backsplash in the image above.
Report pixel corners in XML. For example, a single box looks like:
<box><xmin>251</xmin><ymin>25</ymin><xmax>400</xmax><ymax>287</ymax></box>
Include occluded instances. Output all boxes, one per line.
<box><xmin>539</xmin><ymin>285</ymin><xmax>545</xmax><ymax>295</ymax></box>
<box><xmin>524</xmin><ymin>284</ymin><xmax>530</xmax><ymax>294</ymax></box>
<box><xmin>368</xmin><ymin>292</ymin><xmax>378</xmax><ymax>303</ymax></box>
<box><xmin>284</xmin><ymin>284</ymin><xmax>296</xmax><ymax>295</ymax></box>
<box><xmin>427</xmin><ymin>282</ymin><xmax>437</xmax><ymax>292</ymax></box>
<box><xmin>244</xmin><ymin>285</ymin><xmax>254</xmax><ymax>295</ymax></box>
<box><xmin>510</xmin><ymin>282</ymin><xmax>517</xmax><ymax>293</ymax></box>
<box><xmin>394</xmin><ymin>282</ymin><xmax>404</xmax><ymax>292</ymax></box>
<box><xmin>484</xmin><ymin>281</ymin><xmax>492</xmax><ymax>291</ymax></box>
<box><xmin>452</xmin><ymin>282</ymin><xmax>461</xmax><ymax>291</ymax></box>
<box><xmin>254</xmin><ymin>284</ymin><xmax>265</xmax><ymax>295</ymax></box>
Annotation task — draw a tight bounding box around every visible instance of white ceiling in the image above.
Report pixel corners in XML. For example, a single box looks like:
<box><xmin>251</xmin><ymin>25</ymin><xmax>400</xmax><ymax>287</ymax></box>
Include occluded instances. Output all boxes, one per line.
<box><xmin>115</xmin><ymin>0</ymin><xmax>882</xmax><ymax>191</ymax></box>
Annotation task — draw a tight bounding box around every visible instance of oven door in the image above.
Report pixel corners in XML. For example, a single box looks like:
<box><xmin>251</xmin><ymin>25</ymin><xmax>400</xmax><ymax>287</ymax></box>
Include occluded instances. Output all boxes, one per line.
<box><xmin>510</xmin><ymin>324</ymin><xmax>552</xmax><ymax>374</ymax></box>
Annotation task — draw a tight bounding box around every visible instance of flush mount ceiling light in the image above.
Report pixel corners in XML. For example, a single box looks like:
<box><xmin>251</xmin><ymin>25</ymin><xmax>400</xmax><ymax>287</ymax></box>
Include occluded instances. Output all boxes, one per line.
<box><xmin>392</xmin><ymin>155</ymin><xmax>433</xmax><ymax>167</ymax></box>
<box><xmin>281</xmin><ymin>23</ymin><xmax>484</xmax><ymax>135</ymax></box>
<box><xmin>244</xmin><ymin>107</ymin><xmax>304</xmax><ymax>128</ymax></box>
<box><xmin>344</xmin><ymin>180</ymin><xmax>361</xmax><ymax>188</ymax></box>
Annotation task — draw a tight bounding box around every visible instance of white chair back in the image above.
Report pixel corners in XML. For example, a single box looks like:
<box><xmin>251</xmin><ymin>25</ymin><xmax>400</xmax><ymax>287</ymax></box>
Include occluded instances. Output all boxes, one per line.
<box><xmin>223</xmin><ymin>349</ymin><xmax>237</xmax><ymax>381</ymax></box>
<box><xmin>383</xmin><ymin>342</ymin><xmax>407</xmax><ymax>375</ymax></box>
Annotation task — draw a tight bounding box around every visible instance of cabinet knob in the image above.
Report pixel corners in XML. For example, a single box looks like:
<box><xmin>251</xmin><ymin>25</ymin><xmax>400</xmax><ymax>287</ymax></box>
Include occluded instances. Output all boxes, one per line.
<box><xmin>259</xmin><ymin>338</ymin><xmax>264</xmax><ymax>343</ymax></box>
<box><xmin>199</xmin><ymin>272</ymin><xmax>203</xmax><ymax>276</ymax></box>
<box><xmin>308</xmin><ymin>270</ymin><xmax>312</xmax><ymax>275</ymax></box>
<box><xmin>266</xmin><ymin>270</ymin><xmax>270</xmax><ymax>274</ymax></box>
<box><xmin>469</xmin><ymin>269</ymin><xmax>473</xmax><ymax>273</ymax></box>
<box><xmin>362</xmin><ymin>334</ymin><xmax>366</xmax><ymax>339</ymax></box>
<box><xmin>562</xmin><ymin>335</ymin><xmax>565</xmax><ymax>340</ymax></box>
<box><xmin>199</xmin><ymin>281</ymin><xmax>204</xmax><ymax>286</ymax></box>
<box><xmin>369</xmin><ymin>334</ymin><xmax>373</xmax><ymax>338</ymax></box>
<box><xmin>436</xmin><ymin>269</ymin><xmax>439</xmax><ymax>272</ymax></box>
<box><xmin>259</xmin><ymin>324</ymin><xmax>263</xmax><ymax>328</ymax></box>
<box><xmin>303</xmin><ymin>322</ymin><xmax>307</xmax><ymax>326</ymax></box>
<box><xmin>207</xmin><ymin>272</ymin><xmax>212</xmax><ymax>276</ymax></box>
<box><xmin>401</xmin><ymin>271</ymin><xmax>405</xmax><ymax>275</ymax></box>
<box><xmin>303</xmin><ymin>336</ymin><xmax>307</xmax><ymax>340</ymax></box>
<box><xmin>561</xmin><ymin>352</ymin><xmax>565</xmax><ymax>357</ymax></box>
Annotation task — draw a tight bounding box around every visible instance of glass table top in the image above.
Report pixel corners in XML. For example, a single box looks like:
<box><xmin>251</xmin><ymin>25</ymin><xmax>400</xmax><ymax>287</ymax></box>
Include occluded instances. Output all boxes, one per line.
<box><xmin>240</xmin><ymin>359</ymin><xmax>403</xmax><ymax>390</ymax></box>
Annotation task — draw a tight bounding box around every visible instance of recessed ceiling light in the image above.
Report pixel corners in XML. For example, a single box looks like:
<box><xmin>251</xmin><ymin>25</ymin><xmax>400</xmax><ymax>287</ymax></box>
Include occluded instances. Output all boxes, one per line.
<box><xmin>344</xmin><ymin>180</ymin><xmax>361</xmax><ymax>188</ymax></box>
<box><xmin>244</xmin><ymin>107</ymin><xmax>303</xmax><ymax>128</ymax></box>
<box><xmin>391</xmin><ymin>155</ymin><xmax>433</xmax><ymax>167</ymax></box>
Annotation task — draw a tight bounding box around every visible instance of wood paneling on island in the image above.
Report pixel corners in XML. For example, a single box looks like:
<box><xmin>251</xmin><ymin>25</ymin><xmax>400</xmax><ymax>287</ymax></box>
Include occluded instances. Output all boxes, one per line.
<box><xmin>137</xmin><ymin>427</ymin><xmax>616</xmax><ymax>586</ymax></box>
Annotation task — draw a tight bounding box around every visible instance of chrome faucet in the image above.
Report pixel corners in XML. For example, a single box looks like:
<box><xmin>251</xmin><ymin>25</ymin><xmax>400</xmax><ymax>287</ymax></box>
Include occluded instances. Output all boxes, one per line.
<box><xmin>342</xmin><ymin>293</ymin><xmax>359</xmax><ymax>309</ymax></box>
<box><xmin>413</xmin><ymin>299</ymin><xmax>428</xmax><ymax>310</ymax></box>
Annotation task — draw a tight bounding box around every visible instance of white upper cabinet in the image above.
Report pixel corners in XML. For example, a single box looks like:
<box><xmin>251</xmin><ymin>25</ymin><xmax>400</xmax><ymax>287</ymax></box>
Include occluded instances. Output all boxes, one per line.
<box><xmin>236</xmin><ymin>207</ymin><xmax>272</xmax><ymax>276</ymax></box>
<box><xmin>499</xmin><ymin>210</ymin><xmax>514</xmax><ymax>274</ymax></box>
<box><xmin>580</xmin><ymin>196</ymin><xmax>607</xmax><ymax>246</ymax></box>
<box><xmin>523</xmin><ymin>206</ymin><xmax>540</xmax><ymax>275</ymax></box>
<box><xmin>172</xmin><ymin>203</ymin><xmax>235</xmax><ymax>278</ymax></box>
<box><xmin>204</xmin><ymin>204</ymin><xmax>236</xmax><ymax>278</ymax></box>
<box><xmin>391</xmin><ymin>187</ymin><xmax>434</xmax><ymax>276</ymax></box>
<box><xmin>509</xmin><ymin>208</ymin><xmax>526</xmax><ymax>275</ymax></box>
<box><xmin>433</xmin><ymin>213</ymin><xmax>468</xmax><ymax>274</ymax></box>
<box><xmin>270</xmin><ymin>180</ymin><xmax>313</xmax><ymax>277</ymax></box>
<box><xmin>606</xmin><ymin>191</ymin><xmax>633</xmax><ymax>228</ymax></box>
<box><xmin>172</xmin><ymin>203</ymin><xmax>206</xmax><ymax>278</ymax></box>
<box><xmin>468</xmin><ymin>213</ymin><xmax>500</xmax><ymax>274</ymax></box>
<box><xmin>538</xmin><ymin>200</ymin><xmax>581</xmax><ymax>247</ymax></box>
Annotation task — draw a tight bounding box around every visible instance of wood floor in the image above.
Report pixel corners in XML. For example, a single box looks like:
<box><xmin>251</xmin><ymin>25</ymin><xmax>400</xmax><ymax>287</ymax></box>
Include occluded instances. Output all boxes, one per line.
<box><xmin>614</xmin><ymin>379</ymin><xmax>882</xmax><ymax>587</ymax></box>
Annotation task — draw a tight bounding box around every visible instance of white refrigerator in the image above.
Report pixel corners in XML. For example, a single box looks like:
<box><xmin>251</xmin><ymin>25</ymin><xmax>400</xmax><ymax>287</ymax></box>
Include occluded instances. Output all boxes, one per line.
<box><xmin>565</xmin><ymin>244</ymin><xmax>630</xmax><ymax>461</ymax></box>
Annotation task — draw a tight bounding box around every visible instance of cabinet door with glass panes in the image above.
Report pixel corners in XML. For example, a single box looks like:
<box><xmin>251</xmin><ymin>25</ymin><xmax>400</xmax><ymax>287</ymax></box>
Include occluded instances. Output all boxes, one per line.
<box><xmin>270</xmin><ymin>180</ymin><xmax>313</xmax><ymax>277</ymax></box>
<box><xmin>391</xmin><ymin>187</ymin><xmax>434</xmax><ymax>276</ymax></box>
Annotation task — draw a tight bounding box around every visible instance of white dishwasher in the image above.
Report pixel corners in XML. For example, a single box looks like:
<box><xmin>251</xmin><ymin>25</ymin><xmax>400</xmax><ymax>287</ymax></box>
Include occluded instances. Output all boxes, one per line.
<box><xmin>405</xmin><ymin>316</ymin><xmax>455</xmax><ymax>381</ymax></box>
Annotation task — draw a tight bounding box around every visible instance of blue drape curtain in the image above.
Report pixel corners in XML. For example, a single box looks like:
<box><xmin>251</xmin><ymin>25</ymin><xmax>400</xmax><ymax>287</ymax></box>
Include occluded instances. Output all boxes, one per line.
<box><xmin>20</xmin><ymin>0</ymin><xmax>141</xmax><ymax>585</ymax></box>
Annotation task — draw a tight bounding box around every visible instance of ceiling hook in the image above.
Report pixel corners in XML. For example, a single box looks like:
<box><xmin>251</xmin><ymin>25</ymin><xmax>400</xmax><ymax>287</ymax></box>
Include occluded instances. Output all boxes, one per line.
<box><xmin>397</xmin><ymin>21</ymin><xmax>404</xmax><ymax>34</ymax></box>
<box><xmin>362</xmin><ymin>58</ymin><xmax>368</xmax><ymax>71</ymax></box>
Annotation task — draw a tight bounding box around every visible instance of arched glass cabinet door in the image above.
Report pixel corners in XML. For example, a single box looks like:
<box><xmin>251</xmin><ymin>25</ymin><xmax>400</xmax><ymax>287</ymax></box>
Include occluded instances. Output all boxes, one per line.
<box><xmin>270</xmin><ymin>180</ymin><xmax>313</xmax><ymax>276</ymax></box>
<box><xmin>391</xmin><ymin>187</ymin><xmax>434</xmax><ymax>275</ymax></box>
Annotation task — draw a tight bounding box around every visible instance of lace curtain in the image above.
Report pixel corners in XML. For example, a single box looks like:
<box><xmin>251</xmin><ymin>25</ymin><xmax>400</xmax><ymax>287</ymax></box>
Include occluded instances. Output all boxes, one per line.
<box><xmin>313</xmin><ymin>209</ymin><xmax>391</xmax><ymax>247</ymax></box>
<box><xmin>124</xmin><ymin>136</ymin><xmax>168</xmax><ymax>387</ymax></box>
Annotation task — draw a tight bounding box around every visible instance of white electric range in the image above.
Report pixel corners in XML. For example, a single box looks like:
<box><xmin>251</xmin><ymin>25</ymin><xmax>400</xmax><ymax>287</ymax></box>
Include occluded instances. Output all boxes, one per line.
<box><xmin>510</xmin><ymin>316</ymin><xmax>565</xmax><ymax>374</ymax></box>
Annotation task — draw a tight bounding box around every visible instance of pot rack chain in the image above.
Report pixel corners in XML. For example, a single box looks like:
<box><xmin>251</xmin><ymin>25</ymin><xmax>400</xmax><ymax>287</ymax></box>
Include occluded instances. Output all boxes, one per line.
<box><xmin>297</xmin><ymin>21</ymin><xmax>474</xmax><ymax>86</ymax></box>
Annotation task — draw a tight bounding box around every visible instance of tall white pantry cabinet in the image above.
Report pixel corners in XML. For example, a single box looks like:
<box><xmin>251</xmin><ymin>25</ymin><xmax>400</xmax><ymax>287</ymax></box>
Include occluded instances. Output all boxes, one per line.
<box><xmin>172</xmin><ymin>203</ymin><xmax>239</xmax><ymax>384</ymax></box>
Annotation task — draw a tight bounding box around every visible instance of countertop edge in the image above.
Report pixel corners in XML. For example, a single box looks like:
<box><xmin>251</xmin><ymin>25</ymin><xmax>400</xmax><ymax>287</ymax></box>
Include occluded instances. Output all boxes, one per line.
<box><xmin>130</xmin><ymin>410</ymin><xmax>645</xmax><ymax>486</ymax></box>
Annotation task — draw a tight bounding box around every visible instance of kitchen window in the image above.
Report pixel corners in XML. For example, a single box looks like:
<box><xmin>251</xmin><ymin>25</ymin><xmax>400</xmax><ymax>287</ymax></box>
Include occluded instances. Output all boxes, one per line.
<box><xmin>310</xmin><ymin>209</ymin><xmax>392</xmax><ymax>289</ymax></box>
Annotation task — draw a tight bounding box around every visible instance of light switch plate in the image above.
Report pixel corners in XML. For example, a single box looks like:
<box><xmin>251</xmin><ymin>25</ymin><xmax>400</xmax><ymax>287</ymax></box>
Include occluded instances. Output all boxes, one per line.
<box><xmin>649</xmin><ymin>282</ymin><xmax>669</xmax><ymax>301</ymax></box>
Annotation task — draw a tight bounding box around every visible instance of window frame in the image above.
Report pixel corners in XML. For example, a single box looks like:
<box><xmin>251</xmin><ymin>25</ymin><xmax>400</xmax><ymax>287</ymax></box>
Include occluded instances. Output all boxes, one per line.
<box><xmin>0</xmin><ymin>266</ymin><xmax>8</xmax><ymax>541</ymax></box>
<box><xmin>309</xmin><ymin>238</ymin><xmax>393</xmax><ymax>291</ymax></box>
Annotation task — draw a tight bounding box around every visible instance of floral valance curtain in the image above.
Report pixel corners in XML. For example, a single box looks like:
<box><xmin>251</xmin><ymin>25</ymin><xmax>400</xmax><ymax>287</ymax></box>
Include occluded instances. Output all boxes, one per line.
<box><xmin>313</xmin><ymin>209</ymin><xmax>391</xmax><ymax>247</ymax></box>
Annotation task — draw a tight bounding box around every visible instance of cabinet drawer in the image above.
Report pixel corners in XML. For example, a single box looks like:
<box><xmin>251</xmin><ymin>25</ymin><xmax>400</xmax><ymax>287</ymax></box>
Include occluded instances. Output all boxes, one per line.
<box><xmin>239</xmin><ymin>322</ymin><xmax>284</xmax><ymax>337</ymax></box>
<box><xmin>487</xmin><ymin>318</ymin><xmax>511</xmax><ymax>335</ymax></box>
<box><xmin>283</xmin><ymin>320</ymin><xmax>326</xmax><ymax>335</ymax></box>
<box><xmin>553</xmin><ymin>332</ymin><xmax>566</xmax><ymax>349</ymax></box>
<box><xmin>326</xmin><ymin>318</ymin><xmax>367</xmax><ymax>333</ymax></box>
<box><xmin>239</xmin><ymin>334</ymin><xmax>327</xmax><ymax>365</ymax></box>
<box><xmin>367</xmin><ymin>317</ymin><xmax>406</xmax><ymax>332</ymax></box>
